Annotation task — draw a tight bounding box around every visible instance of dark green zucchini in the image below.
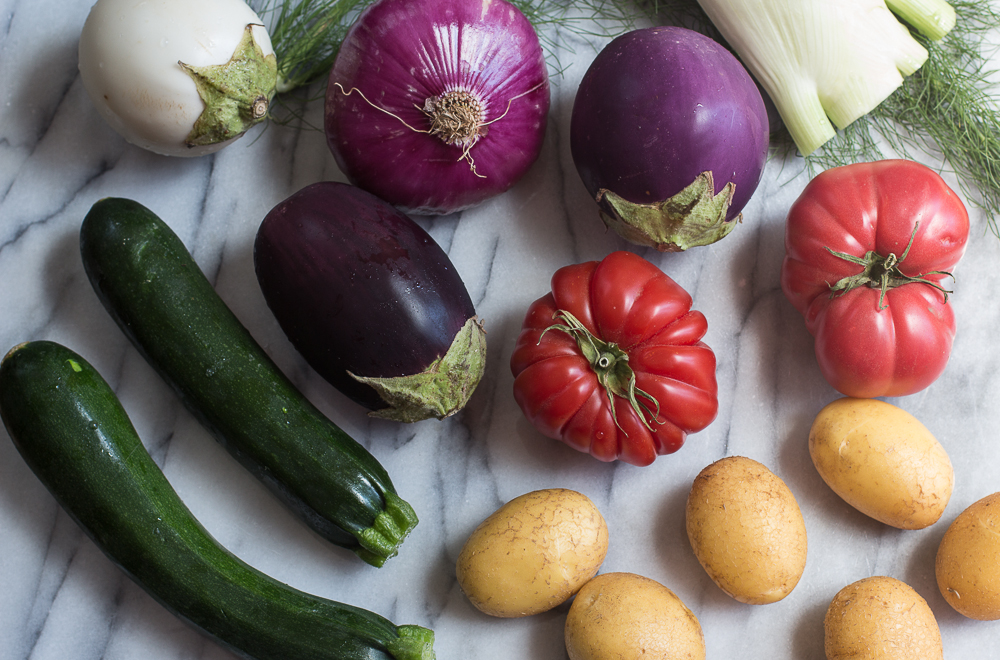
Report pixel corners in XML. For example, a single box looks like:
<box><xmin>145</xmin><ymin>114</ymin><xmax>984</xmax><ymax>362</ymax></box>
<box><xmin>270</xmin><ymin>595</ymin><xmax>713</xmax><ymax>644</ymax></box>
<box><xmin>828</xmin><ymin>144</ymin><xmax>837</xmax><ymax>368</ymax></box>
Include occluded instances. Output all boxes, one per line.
<box><xmin>0</xmin><ymin>340</ymin><xmax>434</xmax><ymax>660</ymax></box>
<box><xmin>79</xmin><ymin>197</ymin><xmax>416</xmax><ymax>567</ymax></box>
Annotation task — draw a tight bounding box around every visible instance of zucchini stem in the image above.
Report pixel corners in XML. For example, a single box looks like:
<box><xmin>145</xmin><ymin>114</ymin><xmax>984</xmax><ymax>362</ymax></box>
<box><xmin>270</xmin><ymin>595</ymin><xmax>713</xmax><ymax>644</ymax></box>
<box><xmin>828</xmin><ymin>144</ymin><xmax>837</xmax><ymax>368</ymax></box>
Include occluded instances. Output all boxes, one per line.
<box><xmin>387</xmin><ymin>626</ymin><xmax>437</xmax><ymax>660</ymax></box>
<box><xmin>356</xmin><ymin>492</ymin><xmax>420</xmax><ymax>568</ymax></box>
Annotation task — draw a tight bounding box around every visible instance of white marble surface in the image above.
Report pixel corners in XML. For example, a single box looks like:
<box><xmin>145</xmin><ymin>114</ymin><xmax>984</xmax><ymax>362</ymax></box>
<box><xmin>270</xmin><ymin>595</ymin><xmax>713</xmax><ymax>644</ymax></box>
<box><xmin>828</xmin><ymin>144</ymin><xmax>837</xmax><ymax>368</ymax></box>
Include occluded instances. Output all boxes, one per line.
<box><xmin>3</xmin><ymin>2</ymin><xmax>1000</xmax><ymax>659</ymax></box>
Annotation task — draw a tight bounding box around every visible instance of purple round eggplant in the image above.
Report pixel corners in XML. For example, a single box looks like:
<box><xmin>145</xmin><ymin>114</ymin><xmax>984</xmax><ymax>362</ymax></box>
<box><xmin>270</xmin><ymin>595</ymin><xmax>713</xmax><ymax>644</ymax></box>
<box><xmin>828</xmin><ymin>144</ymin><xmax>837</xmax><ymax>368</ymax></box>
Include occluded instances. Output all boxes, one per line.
<box><xmin>570</xmin><ymin>26</ymin><xmax>769</xmax><ymax>251</ymax></box>
<box><xmin>254</xmin><ymin>182</ymin><xmax>486</xmax><ymax>422</ymax></box>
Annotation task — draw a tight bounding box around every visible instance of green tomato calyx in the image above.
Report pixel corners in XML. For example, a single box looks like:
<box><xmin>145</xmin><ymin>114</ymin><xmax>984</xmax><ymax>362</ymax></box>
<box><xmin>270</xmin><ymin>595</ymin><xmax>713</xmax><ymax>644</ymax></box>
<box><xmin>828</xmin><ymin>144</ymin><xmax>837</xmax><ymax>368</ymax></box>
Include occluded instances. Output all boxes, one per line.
<box><xmin>596</xmin><ymin>171</ymin><xmax>739</xmax><ymax>252</ymax></box>
<box><xmin>542</xmin><ymin>310</ymin><xmax>662</xmax><ymax>434</ymax></box>
<box><xmin>179</xmin><ymin>24</ymin><xmax>277</xmax><ymax>148</ymax></box>
<box><xmin>825</xmin><ymin>222</ymin><xmax>954</xmax><ymax>310</ymax></box>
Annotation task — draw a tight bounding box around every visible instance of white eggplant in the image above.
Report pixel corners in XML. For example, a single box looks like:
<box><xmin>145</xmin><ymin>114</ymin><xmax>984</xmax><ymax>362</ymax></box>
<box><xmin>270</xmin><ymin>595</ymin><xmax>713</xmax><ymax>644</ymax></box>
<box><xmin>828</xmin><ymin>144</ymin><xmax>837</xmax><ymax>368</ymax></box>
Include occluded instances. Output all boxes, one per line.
<box><xmin>78</xmin><ymin>0</ymin><xmax>276</xmax><ymax>157</ymax></box>
<box><xmin>696</xmin><ymin>0</ymin><xmax>956</xmax><ymax>156</ymax></box>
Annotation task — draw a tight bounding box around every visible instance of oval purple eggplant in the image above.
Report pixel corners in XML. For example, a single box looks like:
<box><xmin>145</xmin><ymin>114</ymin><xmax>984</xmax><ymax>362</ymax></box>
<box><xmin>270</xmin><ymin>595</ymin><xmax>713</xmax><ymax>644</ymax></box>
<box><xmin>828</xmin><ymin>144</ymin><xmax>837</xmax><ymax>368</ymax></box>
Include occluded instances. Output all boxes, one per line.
<box><xmin>254</xmin><ymin>182</ymin><xmax>486</xmax><ymax>422</ymax></box>
<box><xmin>570</xmin><ymin>26</ymin><xmax>769</xmax><ymax>252</ymax></box>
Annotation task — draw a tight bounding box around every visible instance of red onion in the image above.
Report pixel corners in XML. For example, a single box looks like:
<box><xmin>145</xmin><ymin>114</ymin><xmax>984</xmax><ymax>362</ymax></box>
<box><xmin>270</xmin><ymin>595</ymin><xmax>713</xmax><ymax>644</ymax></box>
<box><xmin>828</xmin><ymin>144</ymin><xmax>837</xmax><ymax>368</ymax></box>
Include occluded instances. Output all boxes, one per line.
<box><xmin>324</xmin><ymin>0</ymin><xmax>550</xmax><ymax>215</ymax></box>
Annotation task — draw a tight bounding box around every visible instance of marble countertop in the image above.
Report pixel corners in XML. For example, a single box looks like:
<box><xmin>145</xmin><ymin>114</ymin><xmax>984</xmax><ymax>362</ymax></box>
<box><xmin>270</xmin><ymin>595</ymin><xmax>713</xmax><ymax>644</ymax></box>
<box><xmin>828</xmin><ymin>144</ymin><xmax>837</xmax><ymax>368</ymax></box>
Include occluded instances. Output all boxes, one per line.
<box><xmin>3</xmin><ymin>2</ymin><xmax>1000</xmax><ymax>659</ymax></box>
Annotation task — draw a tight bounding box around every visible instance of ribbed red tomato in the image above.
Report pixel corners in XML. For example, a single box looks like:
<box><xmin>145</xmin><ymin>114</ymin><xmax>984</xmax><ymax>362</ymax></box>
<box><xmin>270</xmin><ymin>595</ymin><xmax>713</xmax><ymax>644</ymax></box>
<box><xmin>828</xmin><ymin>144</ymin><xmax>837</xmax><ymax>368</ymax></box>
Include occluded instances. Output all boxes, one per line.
<box><xmin>510</xmin><ymin>251</ymin><xmax>719</xmax><ymax>466</ymax></box>
<box><xmin>781</xmin><ymin>160</ymin><xmax>970</xmax><ymax>398</ymax></box>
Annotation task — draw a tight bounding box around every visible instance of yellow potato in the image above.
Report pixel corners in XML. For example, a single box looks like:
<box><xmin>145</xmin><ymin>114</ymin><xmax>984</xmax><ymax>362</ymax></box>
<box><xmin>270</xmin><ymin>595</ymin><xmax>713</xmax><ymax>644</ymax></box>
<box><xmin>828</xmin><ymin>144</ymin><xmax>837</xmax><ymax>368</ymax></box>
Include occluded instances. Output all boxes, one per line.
<box><xmin>565</xmin><ymin>572</ymin><xmax>705</xmax><ymax>660</ymax></box>
<box><xmin>824</xmin><ymin>576</ymin><xmax>943</xmax><ymax>660</ymax></box>
<box><xmin>935</xmin><ymin>491</ymin><xmax>1000</xmax><ymax>620</ymax></box>
<box><xmin>456</xmin><ymin>488</ymin><xmax>608</xmax><ymax>617</ymax></box>
<box><xmin>685</xmin><ymin>456</ymin><xmax>807</xmax><ymax>604</ymax></box>
<box><xmin>809</xmin><ymin>397</ymin><xmax>953</xmax><ymax>529</ymax></box>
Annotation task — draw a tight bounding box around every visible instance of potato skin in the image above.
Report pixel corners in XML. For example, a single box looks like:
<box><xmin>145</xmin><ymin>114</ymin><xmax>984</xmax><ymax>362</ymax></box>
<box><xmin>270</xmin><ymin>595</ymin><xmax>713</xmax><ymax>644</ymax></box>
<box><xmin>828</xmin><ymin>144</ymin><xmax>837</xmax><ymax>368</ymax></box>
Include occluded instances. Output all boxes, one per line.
<box><xmin>456</xmin><ymin>488</ymin><xmax>608</xmax><ymax>618</ymax></box>
<box><xmin>824</xmin><ymin>576</ymin><xmax>943</xmax><ymax>660</ymax></box>
<box><xmin>809</xmin><ymin>397</ymin><xmax>953</xmax><ymax>529</ymax></box>
<box><xmin>936</xmin><ymin>491</ymin><xmax>1000</xmax><ymax>620</ymax></box>
<box><xmin>565</xmin><ymin>572</ymin><xmax>705</xmax><ymax>660</ymax></box>
<box><xmin>685</xmin><ymin>456</ymin><xmax>807</xmax><ymax>604</ymax></box>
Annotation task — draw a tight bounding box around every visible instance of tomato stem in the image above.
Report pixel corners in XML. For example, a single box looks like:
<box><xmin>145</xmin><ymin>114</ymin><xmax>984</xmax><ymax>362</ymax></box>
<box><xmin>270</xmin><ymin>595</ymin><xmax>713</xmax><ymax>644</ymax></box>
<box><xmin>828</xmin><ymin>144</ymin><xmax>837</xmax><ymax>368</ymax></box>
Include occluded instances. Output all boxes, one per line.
<box><xmin>824</xmin><ymin>222</ymin><xmax>954</xmax><ymax>310</ymax></box>
<box><xmin>540</xmin><ymin>310</ymin><xmax>663</xmax><ymax>434</ymax></box>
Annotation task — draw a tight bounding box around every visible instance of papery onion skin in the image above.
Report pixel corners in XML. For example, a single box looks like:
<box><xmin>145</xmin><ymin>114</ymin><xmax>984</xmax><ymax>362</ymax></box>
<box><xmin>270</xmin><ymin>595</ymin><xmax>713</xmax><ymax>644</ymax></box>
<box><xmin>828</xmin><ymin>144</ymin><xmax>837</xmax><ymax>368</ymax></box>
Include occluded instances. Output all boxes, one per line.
<box><xmin>571</xmin><ymin>27</ymin><xmax>769</xmax><ymax>236</ymax></box>
<box><xmin>324</xmin><ymin>0</ymin><xmax>550</xmax><ymax>215</ymax></box>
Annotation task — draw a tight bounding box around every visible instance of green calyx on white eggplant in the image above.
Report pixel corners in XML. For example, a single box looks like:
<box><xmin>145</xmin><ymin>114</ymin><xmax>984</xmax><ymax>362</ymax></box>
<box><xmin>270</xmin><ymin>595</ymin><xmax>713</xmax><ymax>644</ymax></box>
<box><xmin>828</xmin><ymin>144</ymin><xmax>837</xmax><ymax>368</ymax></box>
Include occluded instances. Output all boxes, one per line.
<box><xmin>596</xmin><ymin>171</ymin><xmax>739</xmax><ymax>252</ymax></box>
<box><xmin>541</xmin><ymin>310</ymin><xmax>662</xmax><ymax>432</ymax></box>
<box><xmin>180</xmin><ymin>24</ymin><xmax>277</xmax><ymax>148</ymax></box>
<box><xmin>349</xmin><ymin>317</ymin><xmax>488</xmax><ymax>423</ymax></box>
<box><xmin>696</xmin><ymin>0</ymin><xmax>956</xmax><ymax>156</ymax></box>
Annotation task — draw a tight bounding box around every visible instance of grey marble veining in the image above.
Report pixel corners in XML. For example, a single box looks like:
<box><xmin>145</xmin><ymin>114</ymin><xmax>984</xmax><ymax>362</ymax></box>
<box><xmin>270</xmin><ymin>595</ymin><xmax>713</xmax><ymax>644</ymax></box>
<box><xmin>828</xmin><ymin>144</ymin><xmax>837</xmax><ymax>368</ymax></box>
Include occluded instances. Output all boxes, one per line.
<box><xmin>3</xmin><ymin>2</ymin><xmax>1000</xmax><ymax>659</ymax></box>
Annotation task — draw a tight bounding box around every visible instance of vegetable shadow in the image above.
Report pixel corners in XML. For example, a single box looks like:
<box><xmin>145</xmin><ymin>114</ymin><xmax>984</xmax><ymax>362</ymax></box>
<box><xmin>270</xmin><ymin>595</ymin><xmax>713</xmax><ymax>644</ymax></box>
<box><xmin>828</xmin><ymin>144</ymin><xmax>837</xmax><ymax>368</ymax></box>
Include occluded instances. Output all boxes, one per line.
<box><xmin>7</xmin><ymin>26</ymin><xmax>87</xmax><ymax>148</ymax></box>
<box><xmin>651</xmin><ymin>475</ymin><xmax>706</xmax><ymax>593</ymax></box>
<box><xmin>904</xmin><ymin>515</ymin><xmax>954</xmax><ymax>621</ymax></box>
<box><xmin>38</xmin><ymin>221</ymin><xmax>128</xmax><ymax>376</ymax></box>
<box><xmin>527</xmin><ymin>604</ymin><xmax>574</xmax><ymax>659</ymax></box>
<box><xmin>791</xmin><ymin>598</ymin><xmax>829</xmax><ymax>660</ymax></box>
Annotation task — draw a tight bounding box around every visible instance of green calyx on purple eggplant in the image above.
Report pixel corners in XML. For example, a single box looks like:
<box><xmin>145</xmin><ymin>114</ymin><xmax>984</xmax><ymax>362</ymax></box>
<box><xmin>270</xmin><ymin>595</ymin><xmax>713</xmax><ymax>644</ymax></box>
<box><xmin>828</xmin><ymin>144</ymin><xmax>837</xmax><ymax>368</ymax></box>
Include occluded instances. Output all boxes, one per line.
<box><xmin>349</xmin><ymin>317</ymin><xmax>487</xmax><ymax>423</ymax></box>
<box><xmin>596</xmin><ymin>171</ymin><xmax>740</xmax><ymax>252</ymax></box>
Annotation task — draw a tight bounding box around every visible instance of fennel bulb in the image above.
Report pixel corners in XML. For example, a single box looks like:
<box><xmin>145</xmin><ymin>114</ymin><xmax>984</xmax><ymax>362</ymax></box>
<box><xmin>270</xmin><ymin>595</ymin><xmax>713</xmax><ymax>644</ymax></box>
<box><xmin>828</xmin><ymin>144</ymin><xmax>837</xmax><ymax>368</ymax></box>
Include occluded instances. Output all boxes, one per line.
<box><xmin>696</xmin><ymin>0</ymin><xmax>956</xmax><ymax>156</ymax></box>
<box><xmin>78</xmin><ymin>0</ymin><xmax>277</xmax><ymax>157</ymax></box>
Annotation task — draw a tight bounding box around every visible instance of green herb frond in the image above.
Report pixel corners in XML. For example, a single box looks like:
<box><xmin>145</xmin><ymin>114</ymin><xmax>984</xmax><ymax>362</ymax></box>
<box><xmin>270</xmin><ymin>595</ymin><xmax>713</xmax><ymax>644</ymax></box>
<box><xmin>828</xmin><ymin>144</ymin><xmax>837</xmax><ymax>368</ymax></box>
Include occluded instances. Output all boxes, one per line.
<box><xmin>506</xmin><ymin>0</ymin><xmax>722</xmax><ymax>78</ymax></box>
<box><xmin>510</xmin><ymin>0</ymin><xmax>649</xmax><ymax>75</ymax></box>
<box><xmin>253</xmin><ymin>0</ymin><xmax>368</xmax><ymax>93</ymax></box>
<box><xmin>254</xmin><ymin>0</ymin><xmax>658</xmax><ymax>91</ymax></box>
<box><xmin>251</xmin><ymin>0</ymin><xmax>374</xmax><ymax>126</ymax></box>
